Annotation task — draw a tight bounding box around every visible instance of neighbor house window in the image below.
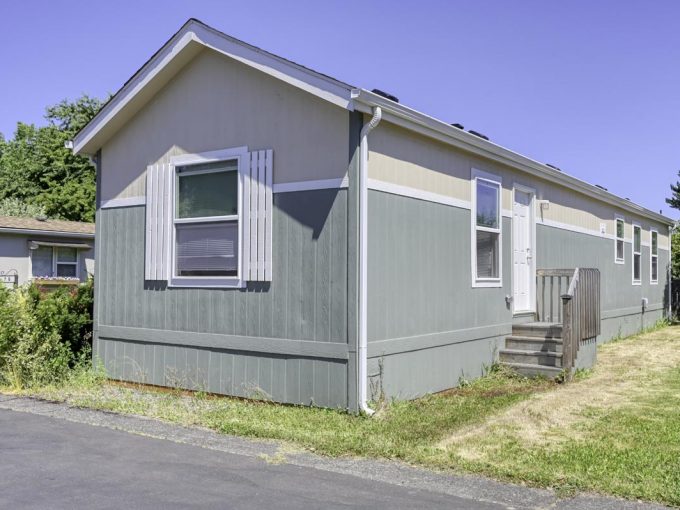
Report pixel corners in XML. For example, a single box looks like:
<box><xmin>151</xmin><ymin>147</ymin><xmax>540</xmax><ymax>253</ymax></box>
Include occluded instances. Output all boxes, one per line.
<box><xmin>31</xmin><ymin>246</ymin><xmax>79</xmax><ymax>278</ymax></box>
<box><xmin>615</xmin><ymin>217</ymin><xmax>625</xmax><ymax>263</ymax></box>
<box><xmin>472</xmin><ymin>170</ymin><xmax>502</xmax><ymax>287</ymax></box>
<box><xmin>632</xmin><ymin>224</ymin><xmax>641</xmax><ymax>285</ymax></box>
<box><xmin>650</xmin><ymin>230</ymin><xmax>658</xmax><ymax>284</ymax></box>
<box><xmin>174</xmin><ymin>160</ymin><xmax>239</xmax><ymax>278</ymax></box>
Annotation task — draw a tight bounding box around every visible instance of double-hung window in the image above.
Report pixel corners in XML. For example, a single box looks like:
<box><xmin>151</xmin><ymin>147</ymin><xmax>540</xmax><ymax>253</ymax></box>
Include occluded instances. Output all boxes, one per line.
<box><xmin>174</xmin><ymin>160</ymin><xmax>239</xmax><ymax>279</ymax></box>
<box><xmin>650</xmin><ymin>230</ymin><xmax>658</xmax><ymax>284</ymax></box>
<box><xmin>472</xmin><ymin>170</ymin><xmax>502</xmax><ymax>287</ymax></box>
<box><xmin>632</xmin><ymin>223</ymin><xmax>641</xmax><ymax>285</ymax></box>
<box><xmin>31</xmin><ymin>246</ymin><xmax>79</xmax><ymax>278</ymax></box>
<box><xmin>615</xmin><ymin>217</ymin><xmax>625</xmax><ymax>263</ymax></box>
<box><xmin>144</xmin><ymin>146</ymin><xmax>273</xmax><ymax>288</ymax></box>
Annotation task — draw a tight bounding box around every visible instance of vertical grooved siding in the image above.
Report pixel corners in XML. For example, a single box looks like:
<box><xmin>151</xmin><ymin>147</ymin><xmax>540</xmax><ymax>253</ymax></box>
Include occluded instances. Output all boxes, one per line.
<box><xmin>95</xmin><ymin>188</ymin><xmax>349</xmax><ymax>408</ymax></box>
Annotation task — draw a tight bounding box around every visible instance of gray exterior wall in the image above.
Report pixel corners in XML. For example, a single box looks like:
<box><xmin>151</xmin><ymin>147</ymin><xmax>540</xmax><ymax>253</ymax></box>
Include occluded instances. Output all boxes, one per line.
<box><xmin>0</xmin><ymin>232</ymin><xmax>94</xmax><ymax>286</ymax></box>
<box><xmin>366</xmin><ymin>190</ymin><xmax>670</xmax><ymax>401</ymax></box>
<box><xmin>94</xmin><ymin>189</ymin><xmax>352</xmax><ymax>408</ymax></box>
<box><xmin>92</xmin><ymin>46</ymin><xmax>361</xmax><ymax>410</ymax></box>
<box><xmin>367</xmin><ymin>191</ymin><xmax>512</xmax><ymax>400</ymax></box>
<box><xmin>536</xmin><ymin>224</ymin><xmax>668</xmax><ymax>340</ymax></box>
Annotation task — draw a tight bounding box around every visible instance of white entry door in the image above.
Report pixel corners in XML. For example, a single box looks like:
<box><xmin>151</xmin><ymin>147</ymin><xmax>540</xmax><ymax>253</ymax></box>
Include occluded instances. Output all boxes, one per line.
<box><xmin>512</xmin><ymin>188</ymin><xmax>535</xmax><ymax>312</ymax></box>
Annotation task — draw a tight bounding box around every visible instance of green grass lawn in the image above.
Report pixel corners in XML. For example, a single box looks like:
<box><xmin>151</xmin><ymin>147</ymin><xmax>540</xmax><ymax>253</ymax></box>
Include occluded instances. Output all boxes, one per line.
<box><xmin>6</xmin><ymin>325</ymin><xmax>680</xmax><ymax>506</ymax></box>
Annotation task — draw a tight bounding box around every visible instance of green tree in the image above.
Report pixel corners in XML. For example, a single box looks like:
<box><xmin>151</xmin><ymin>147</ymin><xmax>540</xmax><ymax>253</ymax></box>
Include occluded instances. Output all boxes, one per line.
<box><xmin>666</xmin><ymin>171</ymin><xmax>680</xmax><ymax>278</ymax></box>
<box><xmin>0</xmin><ymin>95</ymin><xmax>104</xmax><ymax>222</ymax></box>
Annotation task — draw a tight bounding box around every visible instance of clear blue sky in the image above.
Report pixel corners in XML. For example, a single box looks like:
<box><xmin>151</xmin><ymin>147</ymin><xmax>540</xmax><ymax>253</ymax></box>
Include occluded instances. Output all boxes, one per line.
<box><xmin>1</xmin><ymin>0</ymin><xmax>678</xmax><ymax>217</ymax></box>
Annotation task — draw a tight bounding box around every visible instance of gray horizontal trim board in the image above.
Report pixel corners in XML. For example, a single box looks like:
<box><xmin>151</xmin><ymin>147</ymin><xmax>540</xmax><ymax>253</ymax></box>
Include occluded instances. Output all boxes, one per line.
<box><xmin>101</xmin><ymin>196</ymin><xmax>146</xmax><ymax>209</ymax></box>
<box><xmin>100</xmin><ymin>179</ymin><xmax>351</xmax><ymax>211</ymax></box>
<box><xmin>98</xmin><ymin>325</ymin><xmax>349</xmax><ymax>360</ymax></box>
<box><xmin>602</xmin><ymin>303</ymin><xmax>664</xmax><ymax>320</ymax></box>
<box><xmin>368</xmin><ymin>323</ymin><xmax>510</xmax><ymax>358</ymax></box>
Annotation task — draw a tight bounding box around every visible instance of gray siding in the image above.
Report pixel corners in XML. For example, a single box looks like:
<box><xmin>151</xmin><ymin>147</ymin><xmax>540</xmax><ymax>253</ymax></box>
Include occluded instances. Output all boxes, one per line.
<box><xmin>367</xmin><ymin>190</ymin><xmax>512</xmax><ymax>399</ymax></box>
<box><xmin>366</xmin><ymin>190</ymin><xmax>669</xmax><ymax>401</ymax></box>
<box><xmin>94</xmin><ymin>188</ymin><xmax>350</xmax><ymax>408</ymax></box>
<box><xmin>536</xmin><ymin>224</ymin><xmax>668</xmax><ymax>340</ymax></box>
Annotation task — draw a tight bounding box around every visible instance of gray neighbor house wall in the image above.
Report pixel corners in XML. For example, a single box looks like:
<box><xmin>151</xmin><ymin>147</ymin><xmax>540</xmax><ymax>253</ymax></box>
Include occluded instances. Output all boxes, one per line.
<box><xmin>87</xmin><ymin>24</ymin><xmax>672</xmax><ymax>411</ymax></box>
<box><xmin>0</xmin><ymin>232</ymin><xmax>94</xmax><ymax>286</ymax></box>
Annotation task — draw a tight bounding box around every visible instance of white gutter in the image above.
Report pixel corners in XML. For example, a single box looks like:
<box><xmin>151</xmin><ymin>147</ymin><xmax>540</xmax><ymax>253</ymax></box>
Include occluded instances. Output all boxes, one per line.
<box><xmin>358</xmin><ymin>106</ymin><xmax>382</xmax><ymax>416</ymax></box>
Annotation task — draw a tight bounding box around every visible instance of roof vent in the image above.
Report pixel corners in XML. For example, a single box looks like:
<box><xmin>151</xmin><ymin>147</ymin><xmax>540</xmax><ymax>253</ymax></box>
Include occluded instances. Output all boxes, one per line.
<box><xmin>371</xmin><ymin>89</ymin><xmax>399</xmax><ymax>103</ymax></box>
<box><xmin>545</xmin><ymin>163</ymin><xmax>562</xmax><ymax>172</ymax></box>
<box><xmin>468</xmin><ymin>130</ymin><xmax>489</xmax><ymax>141</ymax></box>
<box><xmin>451</xmin><ymin>123</ymin><xmax>464</xmax><ymax>129</ymax></box>
<box><xmin>595</xmin><ymin>184</ymin><xmax>608</xmax><ymax>191</ymax></box>
<box><xmin>625</xmin><ymin>198</ymin><xmax>631</xmax><ymax>201</ymax></box>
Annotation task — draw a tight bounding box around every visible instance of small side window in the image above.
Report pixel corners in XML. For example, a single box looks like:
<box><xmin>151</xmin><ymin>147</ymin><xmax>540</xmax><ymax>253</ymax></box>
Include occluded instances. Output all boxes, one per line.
<box><xmin>615</xmin><ymin>217</ymin><xmax>625</xmax><ymax>264</ymax></box>
<box><xmin>650</xmin><ymin>230</ymin><xmax>658</xmax><ymax>284</ymax></box>
<box><xmin>31</xmin><ymin>246</ymin><xmax>54</xmax><ymax>277</ymax></box>
<box><xmin>471</xmin><ymin>170</ymin><xmax>502</xmax><ymax>287</ymax></box>
<box><xmin>632</xmin><ymin>224</ymin><xmax>641</xmax><ymax>285</ymax></box>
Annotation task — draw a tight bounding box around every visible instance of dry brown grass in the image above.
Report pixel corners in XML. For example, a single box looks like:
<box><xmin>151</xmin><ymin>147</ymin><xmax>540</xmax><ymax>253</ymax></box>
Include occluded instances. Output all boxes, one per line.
<box><xmin>439</xmin><ymin>326</ymin><xmax>680</xmax><ymax>458</ymax></box>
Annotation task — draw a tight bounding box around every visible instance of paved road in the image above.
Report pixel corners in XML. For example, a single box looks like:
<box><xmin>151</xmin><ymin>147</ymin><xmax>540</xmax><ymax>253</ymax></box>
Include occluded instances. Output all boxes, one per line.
<box><xmin>0</xmin><ymin>398</ymin><xmax>667</xmax><ymax>510</ymax></box>
<box><xmin>0</xmin><ymin>408</ymin><xmax>496</xmax><ymax>510</ymax></box>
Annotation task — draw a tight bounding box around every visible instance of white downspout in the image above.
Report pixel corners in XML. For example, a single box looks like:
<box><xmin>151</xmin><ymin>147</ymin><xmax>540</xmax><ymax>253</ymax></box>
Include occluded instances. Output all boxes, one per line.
<box><xmin>358</xmin><ymin>106</ymin><xmax>382</xmax><ymax>416</ymax></box>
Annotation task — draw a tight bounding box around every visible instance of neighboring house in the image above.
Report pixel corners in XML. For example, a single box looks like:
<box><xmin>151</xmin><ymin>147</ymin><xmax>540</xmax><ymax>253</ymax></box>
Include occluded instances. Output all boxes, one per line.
<box><xmin>71</xmin><ymin>19</ymin><xmax>673</xmax><ymax>411</ymax></box>
<box><xmin>0</xmin><ymin>216</ymin><xmax>95</xmax><ymax>288</ymax></box>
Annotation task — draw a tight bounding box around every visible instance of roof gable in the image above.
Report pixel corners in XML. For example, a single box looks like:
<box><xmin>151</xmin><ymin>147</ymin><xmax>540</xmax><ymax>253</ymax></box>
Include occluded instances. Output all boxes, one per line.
<box><xmin>73</xmin><ymin>19</ymin><xmax>354</xmax><ymax>155</ymax></box>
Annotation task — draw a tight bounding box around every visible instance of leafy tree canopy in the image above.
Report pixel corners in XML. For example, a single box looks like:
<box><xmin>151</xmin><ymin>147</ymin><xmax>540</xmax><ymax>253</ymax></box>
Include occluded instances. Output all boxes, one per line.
<box><xmin>0</xmin><ymin>95</ymin><xmax>103</xmax><ymax>222</ymax></box>
<box><xmin>666</xmin><ymin>171</ymin><xmax>680</xmax><ymax>278</ymax></box>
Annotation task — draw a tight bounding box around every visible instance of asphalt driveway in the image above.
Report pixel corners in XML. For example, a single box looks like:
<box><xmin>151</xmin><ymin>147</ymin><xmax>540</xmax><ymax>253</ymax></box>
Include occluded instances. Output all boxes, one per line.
<box><xmin>0</xmin><ymin>396</ymin><xmax>667</xmax><ymax>510</ymax></box>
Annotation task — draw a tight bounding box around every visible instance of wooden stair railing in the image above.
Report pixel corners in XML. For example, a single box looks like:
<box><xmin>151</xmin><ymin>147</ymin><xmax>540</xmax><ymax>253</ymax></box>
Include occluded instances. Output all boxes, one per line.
<box><xmin>537</xmin><ymin>268</ymin><xmax>601</xmax><ymax>373</ymax></box>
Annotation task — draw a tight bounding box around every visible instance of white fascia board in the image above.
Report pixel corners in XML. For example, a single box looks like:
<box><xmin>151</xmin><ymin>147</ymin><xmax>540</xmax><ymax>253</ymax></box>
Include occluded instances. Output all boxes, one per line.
<box><xmin>74</xmin><ymin>20</ymin><xmax>354</xmax><ymax>155</ymax></box>
<box><xmin>194</xmin><ymin>23</ymin><xmax>353</xmax><ymax>110</ymax></box>
<box><xmin>352</xmin><ymin>88</ymin><xmax>674</xmax><ymax>226</ymax></box>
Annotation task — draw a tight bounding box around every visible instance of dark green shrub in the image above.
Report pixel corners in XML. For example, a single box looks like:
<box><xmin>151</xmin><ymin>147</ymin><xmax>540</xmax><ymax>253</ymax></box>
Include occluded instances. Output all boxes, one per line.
<box><xmin>0</xmin><ymin>279</ymin><xmax>93</xmax><ymax>388</ymax></box>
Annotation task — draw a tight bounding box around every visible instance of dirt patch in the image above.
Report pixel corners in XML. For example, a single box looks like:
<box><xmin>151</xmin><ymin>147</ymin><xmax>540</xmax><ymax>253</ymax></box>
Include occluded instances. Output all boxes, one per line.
<box><xmin>439</xmin><ymin>327</ymin><xmax>680</xmax><ymax>458</ymax></box>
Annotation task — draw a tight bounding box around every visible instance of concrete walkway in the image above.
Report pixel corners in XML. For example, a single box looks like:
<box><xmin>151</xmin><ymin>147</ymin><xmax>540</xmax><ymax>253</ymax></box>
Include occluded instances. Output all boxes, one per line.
<box><xmin>0</xmin><ymin>395</ymin><xmax>667</xmax><ymax>510</ymax></box>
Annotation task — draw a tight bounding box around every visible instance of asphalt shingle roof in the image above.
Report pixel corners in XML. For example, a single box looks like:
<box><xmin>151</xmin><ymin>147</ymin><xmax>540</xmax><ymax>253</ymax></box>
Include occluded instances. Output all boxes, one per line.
<box><xmin>0</xmin><ymin>216</ymin><xmax>95</xmax><ymax>235</ymax></box>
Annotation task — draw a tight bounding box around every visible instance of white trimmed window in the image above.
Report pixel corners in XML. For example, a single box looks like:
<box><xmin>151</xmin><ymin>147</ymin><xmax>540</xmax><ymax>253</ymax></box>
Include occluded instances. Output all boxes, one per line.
<box><xmin>144</xmin><ymin>146</ymin><xmax>273</xmax><ymax>288</ymax></box>
<box><xmin>472</xmin><ymin>169</ymin><xmax>502</xmax><ymax>287</ymax></box>
<box><xmin>174</xmin><ymin>160</ymin><xmax>239</xmax><ymax>278</ymax></box>
<box><xmin>650</xmin><ymin>229</ymin><xmax>658</xmax><ymax>284</ymax></box>
<box><xmin>615</xmin><ymin>216</ymin><xmax>625</xmax><ymax>263</ymax></box>
<box><xmin>31</xmin><ymin>246</ymin><xmax>79</xmax><ymax>278</ymax></box>
<box><xmin>632</xmin><ymin>223</ymin><xmax>641</xmax><ymax>285</ymax></box>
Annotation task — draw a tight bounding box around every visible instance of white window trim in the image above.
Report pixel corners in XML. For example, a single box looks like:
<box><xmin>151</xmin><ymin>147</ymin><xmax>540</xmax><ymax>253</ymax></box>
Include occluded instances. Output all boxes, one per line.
<box><xmin>632</xmin><ymin>222</ymin><xmax>641</xmax><ymax>285</ymax></box>
<box><xmin>650</xmin><ymin>228</ymin><xmax>658</xmax><ymax>285</ymax></box>
<box><xmin>29</xmin><ymin>245</ymin><xmax>80</xmax><ymax>279</ymax></box>
<box><xmin>614</xmin><ymin>215</ymin><xmax>625</xmax><ymax>264</ymax></box>
<box><xmin>168</xmin><ymin>146</ymin><xmax>249</xmax><ymax>289</ymax></box>
<box><xmin>471</xmin><ymin>168</ymin><xmax>503</xmax><ymax>288</ymax></box>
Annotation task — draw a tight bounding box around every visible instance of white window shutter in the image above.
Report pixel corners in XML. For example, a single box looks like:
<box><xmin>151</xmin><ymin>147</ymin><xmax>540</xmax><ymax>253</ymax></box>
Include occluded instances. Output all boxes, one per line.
<box><xmin>243</xmin><ymin>150</ymin><xmax>273</xmax><ymax>282</ymax></box>
<box><xmin>145</xmin><ymin>163</ymin><xmax>171</xmax><ymax>281</ymax></box>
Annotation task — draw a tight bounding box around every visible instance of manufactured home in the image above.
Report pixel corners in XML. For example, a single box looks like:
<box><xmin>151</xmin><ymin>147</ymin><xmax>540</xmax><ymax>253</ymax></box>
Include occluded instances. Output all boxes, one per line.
<box><xmin>72</xmin><ymin>19</ymin><xmax>673</xmax><ymax>412</ymax></box>
<box><xmin>0</xmin><ymin>216</ymin><xmax>94</xmax><ymax>288</ymax></box>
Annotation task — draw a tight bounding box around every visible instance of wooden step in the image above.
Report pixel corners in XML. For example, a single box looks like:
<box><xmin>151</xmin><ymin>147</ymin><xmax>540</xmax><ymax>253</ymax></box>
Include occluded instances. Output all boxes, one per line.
<box><xmin>505</xmin><ymin>335</ymin><xmax>563</xmax><ymax>353</ymax></box>
<box><xmin>501</xmin><ymin>362</ymin><xmax>563</xmax><ymax>378</ymax></box>
<box><xmin>499</xmin><ymin>348</ymin><xmax>563</xmax><ymax>367</ymax></box>
<box><xmin>512</xmin><ymin>322</ymin><xmax>562</xmax><ymax>339</ymax></box>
